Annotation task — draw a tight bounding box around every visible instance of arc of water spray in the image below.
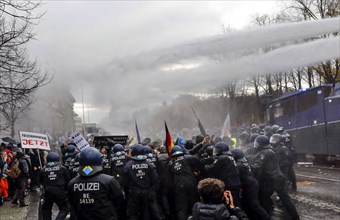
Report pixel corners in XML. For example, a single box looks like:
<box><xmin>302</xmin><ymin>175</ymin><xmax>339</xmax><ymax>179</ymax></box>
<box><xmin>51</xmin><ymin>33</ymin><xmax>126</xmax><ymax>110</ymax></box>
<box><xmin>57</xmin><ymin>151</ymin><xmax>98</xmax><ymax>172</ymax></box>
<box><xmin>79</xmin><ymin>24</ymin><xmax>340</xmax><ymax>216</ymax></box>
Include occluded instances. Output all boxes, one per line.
<box><xmin>145</xmin><ymin>36</ymin><xmax>340</xmax><ymax>92</ymax></box>
<box><xmin>106</xmin><ymin>17</ymin><xmax>340</xmax><ymax>73</ymax></box>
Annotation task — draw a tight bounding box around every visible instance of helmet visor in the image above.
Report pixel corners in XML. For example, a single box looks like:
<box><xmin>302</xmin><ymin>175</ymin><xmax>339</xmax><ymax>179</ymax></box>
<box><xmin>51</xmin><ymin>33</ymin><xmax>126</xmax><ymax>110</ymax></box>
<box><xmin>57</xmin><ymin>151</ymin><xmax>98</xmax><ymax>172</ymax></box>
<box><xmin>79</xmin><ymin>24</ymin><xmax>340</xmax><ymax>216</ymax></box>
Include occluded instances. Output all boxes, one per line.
<box><xmin>213</xmin><ymin>147</ymin><xmax>222</xmax><ymax>156</ymax></box>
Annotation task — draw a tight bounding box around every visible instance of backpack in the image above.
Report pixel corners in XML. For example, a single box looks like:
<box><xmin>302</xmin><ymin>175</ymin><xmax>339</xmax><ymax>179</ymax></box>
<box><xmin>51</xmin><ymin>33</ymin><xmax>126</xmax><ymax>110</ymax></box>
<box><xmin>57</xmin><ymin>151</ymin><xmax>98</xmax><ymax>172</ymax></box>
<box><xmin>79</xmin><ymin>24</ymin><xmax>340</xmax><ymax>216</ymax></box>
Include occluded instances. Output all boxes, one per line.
<box><xmin>8</xmin><ymin>160</ymin><xmax>21</xmax><ymax>179</ymax></box>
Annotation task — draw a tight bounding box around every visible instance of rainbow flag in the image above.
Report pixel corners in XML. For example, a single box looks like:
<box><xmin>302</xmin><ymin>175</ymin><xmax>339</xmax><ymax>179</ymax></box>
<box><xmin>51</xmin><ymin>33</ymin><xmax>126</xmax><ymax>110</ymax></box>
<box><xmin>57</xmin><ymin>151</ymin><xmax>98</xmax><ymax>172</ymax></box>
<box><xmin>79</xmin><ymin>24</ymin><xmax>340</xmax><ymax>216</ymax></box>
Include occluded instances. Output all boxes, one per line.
<box><xmin>164</xmin><ymin>121</ymin><xmax>174</xmax><ymax>159</ymax></box>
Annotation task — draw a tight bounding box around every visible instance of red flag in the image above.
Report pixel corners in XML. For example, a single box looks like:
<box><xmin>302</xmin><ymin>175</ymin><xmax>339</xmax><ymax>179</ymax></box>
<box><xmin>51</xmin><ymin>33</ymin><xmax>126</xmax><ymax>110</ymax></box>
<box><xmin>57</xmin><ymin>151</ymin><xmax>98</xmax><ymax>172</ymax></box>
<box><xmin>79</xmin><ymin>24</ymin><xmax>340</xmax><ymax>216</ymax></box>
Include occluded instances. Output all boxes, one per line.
<box><xmin>164</xmin><ymin>121</ymin><xmax>174</xmax><ymax>159</ymax></box>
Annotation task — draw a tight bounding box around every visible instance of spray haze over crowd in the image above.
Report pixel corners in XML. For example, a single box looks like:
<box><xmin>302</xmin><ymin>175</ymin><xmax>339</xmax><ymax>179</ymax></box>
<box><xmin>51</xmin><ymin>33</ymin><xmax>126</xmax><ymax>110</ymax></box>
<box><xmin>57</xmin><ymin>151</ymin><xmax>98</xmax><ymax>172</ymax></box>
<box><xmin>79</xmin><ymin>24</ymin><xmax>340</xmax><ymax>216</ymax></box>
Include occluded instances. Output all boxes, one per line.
<box><xmin>94</xmin><ymin>18</ymin><xmax>339</xmax><ymax>134</ymax></box>
<box><xmin>27</xmin><ymin>1</ymin><xmax>340</xmax><ymax>135</ymax></box>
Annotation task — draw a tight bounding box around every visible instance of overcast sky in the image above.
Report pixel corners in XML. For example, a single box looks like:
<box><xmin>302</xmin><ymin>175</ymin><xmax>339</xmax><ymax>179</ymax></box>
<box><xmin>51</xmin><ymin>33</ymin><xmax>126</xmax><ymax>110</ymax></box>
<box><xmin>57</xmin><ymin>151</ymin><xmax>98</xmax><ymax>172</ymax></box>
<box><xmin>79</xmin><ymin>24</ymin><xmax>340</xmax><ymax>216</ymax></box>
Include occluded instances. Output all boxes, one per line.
<box><xmin>29</xmin><ymin>1</ymin><xmax>283</xmax><ymax>124</ymax></box>
<box><xmin>27</xmin><ymin>1</ymin><xmax>339</xmax><ymax>130</ymax></box>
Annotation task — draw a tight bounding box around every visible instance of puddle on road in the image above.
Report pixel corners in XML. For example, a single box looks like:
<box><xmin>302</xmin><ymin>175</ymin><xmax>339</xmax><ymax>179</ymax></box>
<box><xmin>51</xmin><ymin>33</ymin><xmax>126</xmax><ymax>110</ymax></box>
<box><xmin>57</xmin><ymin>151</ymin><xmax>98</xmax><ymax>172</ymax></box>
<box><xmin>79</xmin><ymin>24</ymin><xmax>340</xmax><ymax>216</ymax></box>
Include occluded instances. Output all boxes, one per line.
<box><xmin>298</xmin><ymin>181</ymin><xmax>316</xmax><ymax>186</ymax></box>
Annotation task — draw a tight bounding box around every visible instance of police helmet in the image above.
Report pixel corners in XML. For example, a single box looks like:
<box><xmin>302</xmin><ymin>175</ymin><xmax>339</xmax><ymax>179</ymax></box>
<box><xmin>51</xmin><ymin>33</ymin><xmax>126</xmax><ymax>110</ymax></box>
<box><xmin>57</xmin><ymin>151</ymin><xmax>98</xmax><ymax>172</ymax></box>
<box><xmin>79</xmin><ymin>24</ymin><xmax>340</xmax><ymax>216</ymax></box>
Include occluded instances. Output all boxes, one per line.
<box><xmin>251</xmin><ymin>126</ymin><xmax>260</xmax><ymax>134</ymax></box>
<box><xmin>269</xmin><ymin>134</ymin><xmax>282</xmax><ymax>147</ymax></box>
<box><xmin>69</xmin><ymin>151</ymin><xmax>80</xmax><ymax>166</ymax></box>
<box><xmin>131</xmin><ymin>144</ymin><xmax>147</xmax><ymax>160</ymax></box>
<box><xmin>47</xmin><ymin>152</ymin><xmax>60</xmax><ymax>162</ymax></box>
<box><xmin>271</xmin><ymin>125</ymin><xmax>284</xmax><ymax>134</ymax></box>
<box><xmin>264</xmin><ymin>126</ymin><xmax>273</xmax><ymax>137</ymax></box>
<box><xmin>249</xmin><ymin>133</ymin><xmax>259</xmax><ymax>143</ymax></box>
<box><xmin>170</xmin><ymin>145</ymin><xmax>184</xmax><ymax>157</ymax></box>
<box><xmin>143</xmin><ymin>145</ymin><xmax>154</xmax><ymax>158</ymax></box>
<box><xmin>78</xmin><ymin>147</ymin><xmax>103</xmax><ymax>177</ymax></box>
<box><xmin>206</xmin><ymin>145</ymin><xmax>214</xmax><ymax>157</ymax></box>
<box><xmin>66</xmin><ymin>145</ymin><xmax>76</xmax><ymax>154</ymax></box>
<box><xmin>73</xmin><ymin>153</ymin><xmax>80</xmax><ymax>166</ymax></box>
<box><xmin>254</xmin><ymin>135</ymin><xmax>270</xmax><ymax>149</ymax></box>
<box><xmin>112</xmin><ymin>144</ymin><xmax>125</xmax><ymax>155</ymax></box>
<box><xmin>231</xmin><ymin>149</ymin><xmax>245</xmax><ymax>160</ymax></box>
<box><xmin>213</xmin><ymin>142</ymin><xmax>229</xmax><ymax>156</ymax></box>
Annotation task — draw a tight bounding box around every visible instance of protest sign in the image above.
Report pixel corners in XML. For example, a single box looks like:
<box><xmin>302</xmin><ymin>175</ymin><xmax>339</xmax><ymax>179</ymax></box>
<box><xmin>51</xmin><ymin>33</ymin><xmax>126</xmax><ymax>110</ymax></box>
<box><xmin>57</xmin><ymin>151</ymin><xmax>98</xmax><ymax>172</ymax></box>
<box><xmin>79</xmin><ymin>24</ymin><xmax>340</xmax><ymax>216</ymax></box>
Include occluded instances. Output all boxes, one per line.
<box><xmin>93</xmin><ymin>135</ymin><xmax>129</xmax><ymax>149</ymax></box>
<box><xmin>19</xmin><ymin>131</ymin><xmax>50</xmax><ymax>150</ymax></box>
<box><xmin>70</xmin><ymin>131</ymin><xmax>90</xmax><ymax>150</ymax></box>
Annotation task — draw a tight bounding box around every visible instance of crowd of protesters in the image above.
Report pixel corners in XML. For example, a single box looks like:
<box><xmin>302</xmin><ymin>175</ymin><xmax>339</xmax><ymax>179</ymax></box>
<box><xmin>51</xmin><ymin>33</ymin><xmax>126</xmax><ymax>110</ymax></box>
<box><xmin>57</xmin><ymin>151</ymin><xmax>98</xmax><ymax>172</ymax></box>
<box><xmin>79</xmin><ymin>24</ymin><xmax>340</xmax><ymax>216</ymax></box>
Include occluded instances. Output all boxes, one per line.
<box><xmin>0</xmin><ymin>142</ymin><xmax>47</xmax><ymax>207</ymax></box>
<box><xmin>0</xmin><ymin>123</ymin><xmax>299</xmax><ymax>220</ymax></box>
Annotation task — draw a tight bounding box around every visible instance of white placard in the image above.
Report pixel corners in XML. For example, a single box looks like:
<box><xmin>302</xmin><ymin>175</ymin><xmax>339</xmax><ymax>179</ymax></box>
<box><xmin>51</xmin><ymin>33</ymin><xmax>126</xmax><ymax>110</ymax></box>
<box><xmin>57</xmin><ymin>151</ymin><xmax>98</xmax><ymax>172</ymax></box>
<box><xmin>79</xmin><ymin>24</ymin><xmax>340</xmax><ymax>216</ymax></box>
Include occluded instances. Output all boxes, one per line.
<box><xmin>70</xmin><ymin>131</ymin><xmax>90</xmax><ymax>150</ymax></box>
<box><xmin>19</xmin><ymin>131</ymin><xmax>50</xmax><ymax>150</ymax></box>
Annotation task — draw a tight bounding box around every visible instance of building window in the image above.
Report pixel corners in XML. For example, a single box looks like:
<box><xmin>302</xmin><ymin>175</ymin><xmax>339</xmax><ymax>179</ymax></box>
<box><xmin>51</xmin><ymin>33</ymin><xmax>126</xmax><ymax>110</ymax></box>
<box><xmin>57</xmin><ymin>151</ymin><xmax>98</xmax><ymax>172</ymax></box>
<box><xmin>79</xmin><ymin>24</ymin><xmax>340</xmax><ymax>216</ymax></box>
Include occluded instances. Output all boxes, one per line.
<box><xmin>273</xmin><ymin>104</ymin><xmax>283</xmax><ymax>119</ymax></box>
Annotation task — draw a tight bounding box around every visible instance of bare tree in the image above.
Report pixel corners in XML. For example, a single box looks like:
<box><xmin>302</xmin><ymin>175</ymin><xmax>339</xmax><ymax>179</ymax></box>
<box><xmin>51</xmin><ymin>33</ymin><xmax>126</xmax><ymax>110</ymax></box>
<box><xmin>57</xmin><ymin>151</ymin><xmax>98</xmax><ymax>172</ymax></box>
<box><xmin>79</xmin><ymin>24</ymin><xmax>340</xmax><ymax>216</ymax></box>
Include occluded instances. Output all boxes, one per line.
<box><xmin>0</xmin><ymin>70</ymin><xmax>34</xmax><ymax>137</ymax></box>
<box><xmin>0</xmin><ymin>1</ymin><xmax>51</xmax><ymax>136</ymax></box>
<box><xmin>285</xmin><ymin>0</ymin><xmax>340</xmax><ymax>85</ymax></box>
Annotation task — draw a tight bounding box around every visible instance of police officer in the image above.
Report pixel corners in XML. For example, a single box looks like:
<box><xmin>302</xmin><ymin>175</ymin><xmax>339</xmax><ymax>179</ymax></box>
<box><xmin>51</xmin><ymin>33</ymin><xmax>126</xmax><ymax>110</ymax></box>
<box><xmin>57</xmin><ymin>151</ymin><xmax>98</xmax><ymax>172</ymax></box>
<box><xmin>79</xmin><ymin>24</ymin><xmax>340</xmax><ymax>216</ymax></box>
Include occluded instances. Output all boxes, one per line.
<box><xmin>63</xmin><ymin>145</ymin><xmax>76</xmax><ymax>169</ymax></box>
<box><xmin>111</xmin><ymin>144</ymin><xmax>130</xmax><ymax>185</ymax></box>
<box><xmin>156</xmin><ymin>146</ymin><xmax>174</xmax><ymax>220</ymax></box>
<box><xmin>170</xmin><ymin>145</ymin><xmax>204</xmax><ymax>220</ymax></box>
<box><xmin>270</xmin><ymin>134</ymin><xmax>291</xmax><ymax>178</ymax></box>
<box><xmin>67</xmin><ymin>147</ymin><xmax>125</xmax><ymax>220</ymax></box>
<box><xmin>231</xmin><ymin>149</ymin><xmax>270</xmax><ymax>220</ymax></box>
<box><xmin>200</xmin><ymin>145</ymin><xmax>214</xmax><ymax>167</ymax></box>
<box><xmin>204</xmin><ymin>142</ymin><xmax>241</xmax><ymax>207</ymax></box>
<box><xmin>280</xmin><ymin>130</ymin><xmax>297</xmax><ymax>191</ymax></box>
<box><xmin>244</xmin><ymin>133</ymin><xmax>259</xmax><ymax>164</ymax></box>
<box><xmin>69</xmin><ymin>152</ymin><xmax>80</xmax><ymax>180</ymax></box>
<box><xmin>263</xmin><ymin>126</ymin><xmax>273</xmax><ymax>138</ymax></box>
<box><xmin>111</xmin><ymin>144</ymin><xmax>130</xmax><ymax>220</ymax></box>
<box><xmin>144</xmin><ymin>145</ymin><xmax>157</xmax><ymax>166</ymax></box>
<box><xmin>250</xmin><ymin>135</ymin><xmax>300</xmax><ymax>220</ymax></box>
<box><xmin>99</xmin><ymin>146</ymin><xmax>112</xmax><ymax>175</ymax></box>
<box><xmin>39</xmin><ymin>152</ymin><xmax>70</xmax><ymax>220</ymax></box>
<box><xmin>122</xmin><ymin>144</ymin><xmax>163</xmax><ymax>220</ymax></box>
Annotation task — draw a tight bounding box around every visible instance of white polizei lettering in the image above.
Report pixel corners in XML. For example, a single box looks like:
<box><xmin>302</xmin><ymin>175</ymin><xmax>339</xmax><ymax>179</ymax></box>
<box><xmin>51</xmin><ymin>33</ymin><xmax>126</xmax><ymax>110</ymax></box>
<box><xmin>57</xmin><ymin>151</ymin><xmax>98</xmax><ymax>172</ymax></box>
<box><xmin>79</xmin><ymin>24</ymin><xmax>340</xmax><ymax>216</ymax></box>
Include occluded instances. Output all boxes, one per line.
<box><xmin>131</xmin><ymin>164</ymin><xmax>148</xmax><ymax>169</ymax></box>
<box><xmin>45</xmin><ymin>166</ymin><xmax>60</xmax><ymax>172</ymax></box>
<box><xmin>73</xmin><ymin>182</ymin><xmax>100</xmax><ymax>191</ymax></box>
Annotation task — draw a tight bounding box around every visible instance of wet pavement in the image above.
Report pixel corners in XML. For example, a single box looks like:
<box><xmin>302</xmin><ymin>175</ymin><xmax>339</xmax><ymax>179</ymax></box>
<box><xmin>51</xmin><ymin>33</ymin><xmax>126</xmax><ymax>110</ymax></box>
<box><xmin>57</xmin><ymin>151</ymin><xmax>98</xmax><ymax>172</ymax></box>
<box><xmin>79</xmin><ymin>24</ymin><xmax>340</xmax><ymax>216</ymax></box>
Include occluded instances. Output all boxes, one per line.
<box><xmin>0</xmin><ymin>193</ymin><xmax>32</xmax><ymax>220</ymax></box>
<box><xmin>25</xmin><ymin>165</ymin><xmax>340</xmax><ymax>220</ymax></box>
<box><xmin>272</xmin><ymin>165</ymin><xmax>340</xmax><ymax>219</ymax></box>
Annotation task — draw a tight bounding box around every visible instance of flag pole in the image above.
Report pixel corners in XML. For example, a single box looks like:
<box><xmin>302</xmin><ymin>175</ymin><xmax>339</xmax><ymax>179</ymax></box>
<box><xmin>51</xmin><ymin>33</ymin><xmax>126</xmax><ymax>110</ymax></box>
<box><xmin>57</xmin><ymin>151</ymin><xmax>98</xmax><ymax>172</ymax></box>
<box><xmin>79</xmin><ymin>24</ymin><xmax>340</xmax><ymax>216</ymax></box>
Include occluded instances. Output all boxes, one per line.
<box><xmin>191</xmin><ymin>106</ymin><xmax>207</xmax><ymax>136</ymax></box>
<box><xmin>191</xmin><ymin>106</ymin><xmax>199</xmax><ymax>121</ymax></box>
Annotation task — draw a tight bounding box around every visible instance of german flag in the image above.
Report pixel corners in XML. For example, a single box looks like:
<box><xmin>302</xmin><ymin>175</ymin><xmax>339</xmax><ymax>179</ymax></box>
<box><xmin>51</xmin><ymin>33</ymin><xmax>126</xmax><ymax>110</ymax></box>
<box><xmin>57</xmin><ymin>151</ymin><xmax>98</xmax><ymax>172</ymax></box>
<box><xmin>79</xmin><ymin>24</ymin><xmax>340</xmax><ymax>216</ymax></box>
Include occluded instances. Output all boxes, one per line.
<box><xmin>164</xmin><ymin>121</ymin><xmax>174</xmax><ymax>159</ymax></box>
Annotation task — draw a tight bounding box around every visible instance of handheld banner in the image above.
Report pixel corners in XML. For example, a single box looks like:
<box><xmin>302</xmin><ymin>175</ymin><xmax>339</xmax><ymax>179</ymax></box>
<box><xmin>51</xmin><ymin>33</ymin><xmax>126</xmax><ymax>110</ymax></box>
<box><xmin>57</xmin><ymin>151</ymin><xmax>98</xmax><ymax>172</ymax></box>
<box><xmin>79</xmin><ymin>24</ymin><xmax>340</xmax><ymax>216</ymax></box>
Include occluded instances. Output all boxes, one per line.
<box><xmin>70</xmin><ymin>131</ymin><xmax>90</xmax><ymax>150</ymax></box>
<box><xmin>93</xmin><ymin>135</ymin><xmax>129</xmax><ymax>149</ymax></box>
<box><xmin>19</xmin><ymin>131</ymin><xmax>50</xmax><ymax>150</ymax></box>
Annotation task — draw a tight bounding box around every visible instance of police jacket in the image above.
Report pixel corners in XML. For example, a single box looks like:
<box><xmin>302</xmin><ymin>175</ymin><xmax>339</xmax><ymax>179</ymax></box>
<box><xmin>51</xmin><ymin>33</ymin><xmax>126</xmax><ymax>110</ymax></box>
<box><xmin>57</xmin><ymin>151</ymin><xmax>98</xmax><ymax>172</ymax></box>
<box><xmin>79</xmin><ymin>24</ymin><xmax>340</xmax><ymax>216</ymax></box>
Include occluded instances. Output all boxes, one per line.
<box><xmin>250</xmin><ymin>145</ymin><xmax>283</xmax><ymax>182</ymax></box>
<box><xmin>146</xmin><ymin>155</ymin><xmax>157</xmax><ymax>167</ymax></box>
<box><xmin>273</xmin><ymin>145</ymin><xmax>291</xmax><ymax>177</ymax></box>
<box><xmin>170</xmin><ymin>155</ymin><xmax>204</xmax><ymax>186</ymax></box>
<box><xmin>205</xmin><ymin>153</ymin><xmax>241</xmax><ymax>188</ymax></box>
<box><xmin>235</xmin><ymin>158</ymin><xmax>257</xmax><ymax>187</ymax></box>
<box><xmin>156</xmin><ymin>153</ymin><xmax>173</xmax><ymax>188</ymax></box>
<box><xmin>101</xmin><ymin>153</ymin><xmax>112</xmax><ymax>175</ymax></box>
<box><xmin>191</xmin><ymin>202</ymin><xmax>232</xmax><ymax>220</ymax></box>
<box><xmin>40</xmin><ymin>162</ymin><xmax>70</xmax><ymax>193</ymax></box>
<box><xmin>67</xmin><ymin>172</ymin><xmax>124</xmax><ymax>220</ymax></box>
<box><xmin>69</xmin><ymin>163</ymin><xmax>79</xmax><ymax>179</ymax></box>
<box><xmin>111</xmin><ymin>154</ymin><xmax>130</xmax><ymax>182</ymax></box>
<box><xmin>123</xmin><ymin>159</ymin><xmax>160</xmax><ymax>191</ymax></box>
